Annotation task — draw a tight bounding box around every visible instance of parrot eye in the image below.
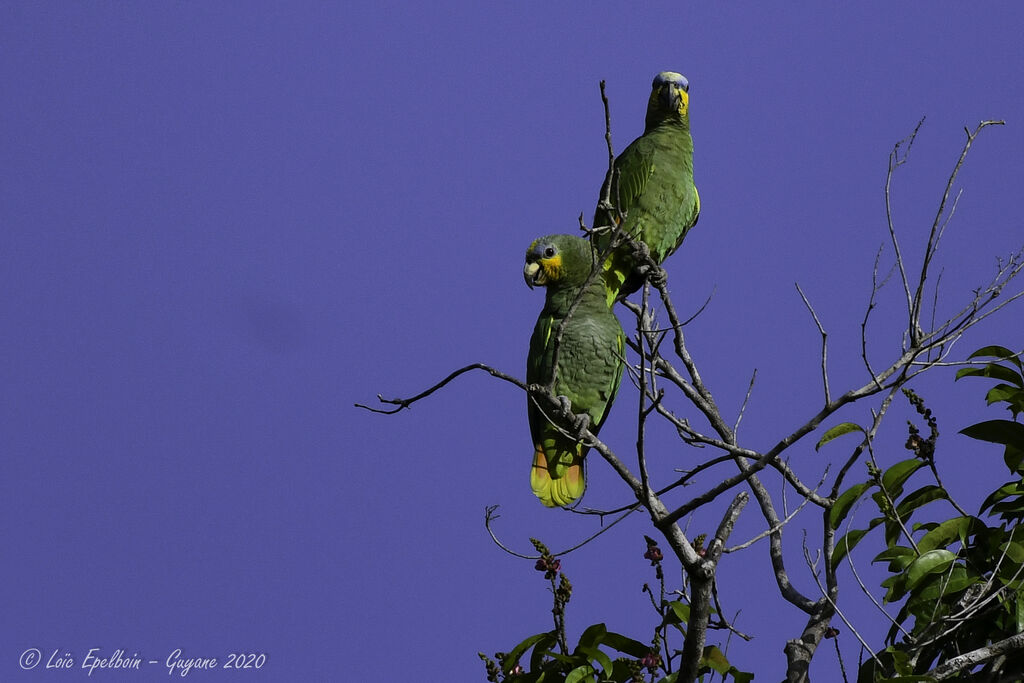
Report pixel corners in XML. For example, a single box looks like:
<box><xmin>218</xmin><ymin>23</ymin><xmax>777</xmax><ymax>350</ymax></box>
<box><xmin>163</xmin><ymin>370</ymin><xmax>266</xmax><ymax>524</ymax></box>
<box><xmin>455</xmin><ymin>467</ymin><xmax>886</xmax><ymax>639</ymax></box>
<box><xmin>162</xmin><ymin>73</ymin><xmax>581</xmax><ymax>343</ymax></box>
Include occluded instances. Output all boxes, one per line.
<box><xmin>543</xmin><ymin>247</ymin><xmax>556</xmax><ymax>258</ymax></box>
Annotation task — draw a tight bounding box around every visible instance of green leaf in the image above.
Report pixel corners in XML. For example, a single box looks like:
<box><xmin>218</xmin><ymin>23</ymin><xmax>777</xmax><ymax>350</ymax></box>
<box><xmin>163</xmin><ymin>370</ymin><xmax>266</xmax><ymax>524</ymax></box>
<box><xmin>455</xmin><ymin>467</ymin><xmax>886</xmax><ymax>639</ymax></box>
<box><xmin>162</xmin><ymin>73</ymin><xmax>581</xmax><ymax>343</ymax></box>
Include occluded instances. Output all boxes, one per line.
<box><xmin>980</xmin><ymin>480</ymin><xmax>1024</xmax><ymax>515</ymax></box>
<box><xmin>991</xmin><ymin>500</ymin><xmax>1024</xmax><ymax>523</ymax></box>
<box><xmin>967</xmin><ymin>345</ymin><xmax>1024</xmax><ymax>371</ymax></box>
<box><xmin>668</xmin><ymin>600</ymin><xmax>690</xmax><ymax>624</ymax></box>
<box><xmin>832</xmin><ymin>527</ymin><xmax>871</xmax><ymax>566</ymax></box>
<box><xmin>881</xmin><ymin>573</ymin><xmax>908</xmax><ymax>603</ymax></box>
<box><xmin>816</xmin><ymin>422</ymin><xmax>865</xmax><ymax>451</ymax></box>
<box><xmin>660</xmin><ymin>601</ymin><xmax>691</xmax><ymax>635</ymax></box>
<box><xmin>701</xmin><ymin>645</ymin><xmax>731</xmax><ymax>674</ymax></box>
<box><xmin>503</xmin><ymin>632</ymin><xmax>554</xmax><ymax>674</ymax></box>
<box><xmin>528</xmin><ymin>632</ymin><xmax>559</xmax><ymax>672</ymax></box>
<box><xmin>830</xmin><ymin>482</ymin><xmax>871</xmax><ymax>529</ymax></box>
<box><xmin>998</xmin><ymin>571</ymin><xmax>1024</xmax><ymax>591</ymax></box>
<box><xmin>986</xmin><ymin>383</ymin><xmax>1024</xmax><ymax>405</ymax></box>
<box><xmin>960</xmin><ymin>420</ymin><xmax>1024</xmax><ymax>447</ymax></box>
<box><xmin>983</xmin><ymin>384</ymin><xmax>1024</xmax><ymax>419</ymax></box>
<box><xmin>667</xmin><ymin>598</ymin><xmax>692</xmax><ymax>626</ymax></box>
<box><xmin>1016</xmin><ymin>589</ymin><xmax>1024</xmax><ymax>634</ymax></box>
<box><xmin>884</xmin><ymin>644</ymin><xmax>911</xmax><ymax>673</ymax></box>
<box><xmin>956</xmin><ymin>363</ymin><xmax>1024</xmax><ymax>388</ymax></box>
<box><xmin>915</xmin><ymin>565</ymin><xmax>978</xmax><ymax>600</ymax></box>
<box><xmin>600</xmin><ymin>632</ymin><xmax>649</xmax><ymax>659</ymax></box>
<box><xmin>576</xmin><ymin>623</ymin><xmax>607</xmax><ymax>650</ymax></box>
<box><xmin>881</xmin><ymin>459</ymin><xmax>925</xmax><ymax>495</ymax></box>
<box><xmin>905</xmin><ymin>549</ymin><xmax>956</xmax><ymax>590</ymax></box>
<box><xmin>883</xmin><ymin>517</ymin><xmax>905</xmax><ymax>548</ymax></box>
<box><xmin>574</xmin><ymin>646</ymin><xmax>613</xmax><ymax>679</ymax></box>
<box><xmin>1005</xmin><ymin>443</ymin><xmax>1024</xmax><ymax>472</ymax></box>
<box><xmin>917</xmin><ymin>516</ymin><xmax>971</xmax><ymax>553</ymax></box>
<box><xmin>1001</xmin><ymin>540</ymin><xmax>1024</xmax><ymax>564</ymax></box>
<box><xmin>888</xmin><ymin>602</ymin><xmax>912</xmax><ymax>639</ymax></box>
<box><xmin>873</xmin><ymin>545</ymin><xmax>916</xmax><ymax>572</ymax></box>
<box><xmin>728</xmin><ymin>669</ymin><xmax>755</xmax><ymax>683</ymax></box>
<box><xmin>894</xmin><ymin>484</ymin><xmax>948</xmax><ymax>520</ymax></box>
<box><xmin>564</xmin><ymin>664</ymin><xmax>596</xmax><ymax>683</ymax></box>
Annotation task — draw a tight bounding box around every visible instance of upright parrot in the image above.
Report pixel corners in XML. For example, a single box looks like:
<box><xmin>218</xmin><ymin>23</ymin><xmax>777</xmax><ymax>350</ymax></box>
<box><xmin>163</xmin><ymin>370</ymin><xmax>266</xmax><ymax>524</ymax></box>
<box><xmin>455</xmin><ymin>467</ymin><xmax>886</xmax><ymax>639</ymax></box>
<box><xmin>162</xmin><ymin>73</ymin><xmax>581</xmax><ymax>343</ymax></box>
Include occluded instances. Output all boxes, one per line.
<box><xmin>593</xmin><ymin>71</ymin><xmax>700</xmax><ymax>304</ymax></box>
<box><xmin>524</xmin><ymin>234</ymin><xmax>625</xmax><ymax>507</ymax></box>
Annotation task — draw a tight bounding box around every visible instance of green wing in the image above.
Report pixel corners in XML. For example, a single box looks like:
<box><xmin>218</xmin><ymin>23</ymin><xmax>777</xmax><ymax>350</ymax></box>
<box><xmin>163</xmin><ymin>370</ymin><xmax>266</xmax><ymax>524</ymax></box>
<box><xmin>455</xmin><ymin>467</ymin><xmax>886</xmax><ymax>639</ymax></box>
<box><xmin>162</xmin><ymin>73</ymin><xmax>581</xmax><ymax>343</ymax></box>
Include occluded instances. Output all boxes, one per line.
<box><xmin>593</xmin><ymin>74</ymin><xmax>699</xmax><ymax>305</ymax></box>
<box><xmin>526</xmin><ymin>308</ymin><xmax>625</xmax><ymax>507</ymax></box>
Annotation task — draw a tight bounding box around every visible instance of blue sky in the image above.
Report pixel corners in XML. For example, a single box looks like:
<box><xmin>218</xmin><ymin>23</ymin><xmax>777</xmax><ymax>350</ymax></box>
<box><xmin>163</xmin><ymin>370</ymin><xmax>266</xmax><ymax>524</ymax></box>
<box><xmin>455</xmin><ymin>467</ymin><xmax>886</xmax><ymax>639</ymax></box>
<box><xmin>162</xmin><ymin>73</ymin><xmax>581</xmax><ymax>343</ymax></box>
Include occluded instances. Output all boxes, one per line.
<box><xmin>3</xmin><ymin>3</ymin><xmax>1024</xmax><ymax>680</ymax></box>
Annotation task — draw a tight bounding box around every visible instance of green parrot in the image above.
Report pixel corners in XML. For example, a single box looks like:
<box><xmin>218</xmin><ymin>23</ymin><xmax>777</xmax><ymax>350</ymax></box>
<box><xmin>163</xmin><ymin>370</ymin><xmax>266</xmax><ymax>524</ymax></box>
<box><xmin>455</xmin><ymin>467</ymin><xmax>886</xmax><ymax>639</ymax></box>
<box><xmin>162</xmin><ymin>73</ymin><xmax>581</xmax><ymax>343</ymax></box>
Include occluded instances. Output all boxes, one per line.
<box><xmin>524</xmin><ymin>234</ymin><xmax>625</xmax><ymax>507</ymax></box>
<box><xmin>593</xmin><ymin>71</ymin><xmax>700</xmax><ymax>304</ymax></box>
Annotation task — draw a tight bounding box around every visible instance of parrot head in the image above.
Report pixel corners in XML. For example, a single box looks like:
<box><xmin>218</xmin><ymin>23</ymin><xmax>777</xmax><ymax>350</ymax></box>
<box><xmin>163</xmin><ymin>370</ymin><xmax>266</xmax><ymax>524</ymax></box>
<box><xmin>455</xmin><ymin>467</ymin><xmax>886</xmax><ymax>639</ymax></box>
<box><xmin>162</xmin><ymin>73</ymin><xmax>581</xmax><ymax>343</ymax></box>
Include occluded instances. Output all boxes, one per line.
<box><xmin>524</xmin><ymin>234</ymin><xmax>595</xmax><ymax>289</ymax></box>
<box><xmin>647</xmin><ymin>71</ymin><xmax>690</xmax><ymax>128</ymax></box>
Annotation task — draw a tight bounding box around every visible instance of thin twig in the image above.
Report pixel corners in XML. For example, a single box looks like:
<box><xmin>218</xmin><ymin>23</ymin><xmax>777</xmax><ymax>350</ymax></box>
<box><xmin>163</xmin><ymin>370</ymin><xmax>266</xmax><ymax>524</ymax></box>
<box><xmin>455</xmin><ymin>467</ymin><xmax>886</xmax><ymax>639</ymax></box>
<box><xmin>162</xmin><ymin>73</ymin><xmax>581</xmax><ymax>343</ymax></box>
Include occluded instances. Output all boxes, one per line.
<box><xmin>910</xmin><ymin>119</ymin><xmax>1006</xmax><ymax>344</ymax></box>
<box><xmin>796</xmin><ymin>282</ymin><xmax>831</xmax><ymax>404</ymax></box>
<box><xmin>861</xmin><ymin>244</ymin><xmax>895</xmax><ymax>389</ymax></box>
<box><xmin>725</xmin><ymin>467</ymin><xmax>824</xmax><ymax>553</ymax></box>
<box><xmin>841</xmin><ymin>497</ymin><xmax>912</xmax><ymax>640</ymax></box>
<box><xmin>484</xmin><ymin>504</ymin><xmax>638</xmax><ymax>559</ymax></box>
<box><xmin>885</xmin><ymin>117</ymin><xmax>925</xmax><ymax>333</ymax></box>
<box><xmin>733</xmin><ymin>369</ymin><xmax>757</xmax><ymax>437</ymax></box>
<box><xmin>355</xmin><ymin>362</ymin><xmax>526</xmax><ymax>413</ymax></box>
<box><xmin>802</xmin><ymin>536</ymin><xmax>886</xmax><ymax>669</ymax></box>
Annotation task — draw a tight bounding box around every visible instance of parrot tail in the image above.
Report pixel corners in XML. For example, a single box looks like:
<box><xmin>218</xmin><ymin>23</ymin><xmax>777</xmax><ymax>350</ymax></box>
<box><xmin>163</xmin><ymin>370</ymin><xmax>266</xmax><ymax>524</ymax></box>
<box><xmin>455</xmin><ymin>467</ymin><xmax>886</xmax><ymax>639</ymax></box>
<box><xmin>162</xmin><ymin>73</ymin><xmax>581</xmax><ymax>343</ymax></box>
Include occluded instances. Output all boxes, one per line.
<box><xmin>530</xmin><ymin>444</ymin><xmax>585</xmax><ymax>507</ymax></box>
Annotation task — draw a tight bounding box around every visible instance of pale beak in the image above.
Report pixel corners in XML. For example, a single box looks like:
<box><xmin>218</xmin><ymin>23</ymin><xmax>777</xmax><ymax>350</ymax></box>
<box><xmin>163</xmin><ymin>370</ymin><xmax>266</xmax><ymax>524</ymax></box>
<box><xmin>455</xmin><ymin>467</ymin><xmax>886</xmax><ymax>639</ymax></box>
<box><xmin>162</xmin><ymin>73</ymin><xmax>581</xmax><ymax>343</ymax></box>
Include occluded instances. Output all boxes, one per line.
<box><xmin>660</xmin><ymin>84</ymin><xmax>683</xmax><ymax>111</ymax></box>
<box><xmin>524</xmin><ymin>261</ymin><xmax>543</xmax><ymax>288</ymax></box>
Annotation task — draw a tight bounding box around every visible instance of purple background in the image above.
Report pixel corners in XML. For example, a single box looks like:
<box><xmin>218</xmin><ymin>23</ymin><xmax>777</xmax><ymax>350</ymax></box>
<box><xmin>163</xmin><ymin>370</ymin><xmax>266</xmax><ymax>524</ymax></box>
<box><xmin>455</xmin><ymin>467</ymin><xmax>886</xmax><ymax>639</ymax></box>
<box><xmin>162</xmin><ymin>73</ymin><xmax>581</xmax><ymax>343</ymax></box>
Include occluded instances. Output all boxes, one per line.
<box><xmin>3</xmin><ymin>3</ymin><xmax>1024</xmax><ymax>680</ymax></box>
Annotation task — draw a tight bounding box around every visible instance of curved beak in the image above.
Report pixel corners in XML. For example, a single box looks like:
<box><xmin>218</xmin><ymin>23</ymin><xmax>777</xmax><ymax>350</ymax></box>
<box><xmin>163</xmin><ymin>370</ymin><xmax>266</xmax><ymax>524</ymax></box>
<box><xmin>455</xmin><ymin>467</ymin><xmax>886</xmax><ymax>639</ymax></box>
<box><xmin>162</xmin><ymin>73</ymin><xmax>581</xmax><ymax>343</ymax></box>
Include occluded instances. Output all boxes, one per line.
<box><xmin>524</xmin><ymin>261</ymin><xmax>544</xmax><ymax>289</ymax></box>
<box><xmin>660</xmin><ymin>83</ymin><xmax>685</xmax><ymax>112</ymax></box>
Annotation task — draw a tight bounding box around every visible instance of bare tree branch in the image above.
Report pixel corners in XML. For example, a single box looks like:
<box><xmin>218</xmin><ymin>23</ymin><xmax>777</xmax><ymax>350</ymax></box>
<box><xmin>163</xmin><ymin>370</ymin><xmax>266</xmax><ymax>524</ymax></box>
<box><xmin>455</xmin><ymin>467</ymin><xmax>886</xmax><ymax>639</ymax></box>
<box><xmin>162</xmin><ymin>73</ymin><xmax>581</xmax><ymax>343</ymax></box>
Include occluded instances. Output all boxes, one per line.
<box><xmin>484</xmin><ymin>504</ymin><xmax>638</xmax><ymax>559</ymax></box>
<box><xmin>733</xmin><ymin>369</ymin><xmax>757</xmax><ymax>437</ymax></box>
<box><xmin>796</xmin><ymin>282</ymin><xmax>831</xmax><ymax>404</ymax></box>
<box><xmin>885</xmin><ymin>116</ymin><xmax>925</xmax><ymax>332</ymax></box>
<box><xmin>910</xmin><ymin>119</ymin><xmax>1006</xmax><ymax>344</ymax></box>
<box><xmin>676</xmin><ymin>492</ymin><xmax>748</xmax><ymax>683</ymax></box>
<box><xmin>861</xmin><ymin>243</ymin><xmax>896</xmax><ymax>389</ymax></box>
<box><xmin>355</xmin><ymin>362</ymin><xmax>527</xmax><ymax>413</ymax></box>
<box><xmin>800</xmin><ymin>536</ymin><xmax>883</xmax><ymax>672</ymax></box>
<box><xmin>930</xmin><ymin>632</ymin><xmax>1024</xmax><ymax>680</ymax></box>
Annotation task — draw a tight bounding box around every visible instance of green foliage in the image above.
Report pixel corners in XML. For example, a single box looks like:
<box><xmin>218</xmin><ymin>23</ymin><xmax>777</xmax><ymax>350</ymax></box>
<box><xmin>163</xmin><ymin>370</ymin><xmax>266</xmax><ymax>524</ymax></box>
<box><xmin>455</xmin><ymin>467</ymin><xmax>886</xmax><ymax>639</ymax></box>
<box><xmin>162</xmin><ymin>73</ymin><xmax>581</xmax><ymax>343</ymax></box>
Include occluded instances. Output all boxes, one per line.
<box><xmin>822</xmin><ymin>346</ymin><xmax>1024</xmax><ymax>681</ymax></box>
<box><xmin>480</xmin><ymin>538</ymin><xmax>753</xmax><ymax>683</ymax></box>
<box><xmin>817</xmin><ymin>422</ymin><xmax>867</xmax><ymax>452</ymax></box>
<box><xmin>485</xmin><ymin>349</ymin><xmax>1024</xmax><ymax>682</ymax></box>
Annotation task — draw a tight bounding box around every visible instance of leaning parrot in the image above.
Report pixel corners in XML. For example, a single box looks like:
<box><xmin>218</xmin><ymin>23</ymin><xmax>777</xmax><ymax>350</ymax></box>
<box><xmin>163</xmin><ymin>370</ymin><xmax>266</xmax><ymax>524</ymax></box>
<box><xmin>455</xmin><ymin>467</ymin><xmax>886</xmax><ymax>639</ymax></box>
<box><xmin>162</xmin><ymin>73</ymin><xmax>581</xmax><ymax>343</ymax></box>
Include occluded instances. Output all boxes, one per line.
<box><xmin>593</xmin><ymin>71</ymin><xmax>700</xmax><ymax>304</ymax></box>
<box><xmin>523</xmin><ymin>234</ymin><xmax>625</xmax><ymax>507</ymax></box>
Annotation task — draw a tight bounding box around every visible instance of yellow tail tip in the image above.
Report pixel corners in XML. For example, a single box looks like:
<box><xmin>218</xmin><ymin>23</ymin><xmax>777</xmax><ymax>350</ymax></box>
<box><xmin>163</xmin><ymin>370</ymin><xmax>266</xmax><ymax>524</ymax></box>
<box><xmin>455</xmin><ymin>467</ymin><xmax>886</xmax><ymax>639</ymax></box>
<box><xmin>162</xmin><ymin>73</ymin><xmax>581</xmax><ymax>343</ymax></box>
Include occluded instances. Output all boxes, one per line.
<box><xmin>531</xmin><ymin>446</ymin><xmax>585</xmax><ymax>507</ymax></box>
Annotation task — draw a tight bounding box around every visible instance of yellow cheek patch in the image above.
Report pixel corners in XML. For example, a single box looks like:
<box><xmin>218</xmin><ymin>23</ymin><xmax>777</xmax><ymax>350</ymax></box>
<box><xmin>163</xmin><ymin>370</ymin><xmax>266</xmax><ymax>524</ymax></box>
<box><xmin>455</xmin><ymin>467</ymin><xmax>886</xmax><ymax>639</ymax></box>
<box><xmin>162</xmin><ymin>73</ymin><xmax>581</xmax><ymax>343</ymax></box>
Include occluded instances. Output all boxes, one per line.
<box><xmin>540</xmin><ymin>254</ymin><xmax>562</xmax><ymax>281</ymax></box>
<box><xmin>678</xmin><ymin>89</ymin><xmax>689</xmax><ymax>116</ymax></box>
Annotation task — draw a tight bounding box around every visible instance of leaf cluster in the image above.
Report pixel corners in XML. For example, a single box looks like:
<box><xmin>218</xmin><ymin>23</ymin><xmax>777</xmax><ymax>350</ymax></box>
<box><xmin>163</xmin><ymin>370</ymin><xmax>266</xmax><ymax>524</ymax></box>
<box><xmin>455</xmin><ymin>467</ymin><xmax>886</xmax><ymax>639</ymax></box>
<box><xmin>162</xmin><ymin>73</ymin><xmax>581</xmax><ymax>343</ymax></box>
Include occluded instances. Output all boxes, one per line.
<box><xmin>480</xmin><ymin>538</ymin><xmax>752</xmax><ymax>683</ymax></box>
<box><xmin>825</xmin><ymin>346</ymin><xmax>1024</xmax><ymax>680</ymax></box>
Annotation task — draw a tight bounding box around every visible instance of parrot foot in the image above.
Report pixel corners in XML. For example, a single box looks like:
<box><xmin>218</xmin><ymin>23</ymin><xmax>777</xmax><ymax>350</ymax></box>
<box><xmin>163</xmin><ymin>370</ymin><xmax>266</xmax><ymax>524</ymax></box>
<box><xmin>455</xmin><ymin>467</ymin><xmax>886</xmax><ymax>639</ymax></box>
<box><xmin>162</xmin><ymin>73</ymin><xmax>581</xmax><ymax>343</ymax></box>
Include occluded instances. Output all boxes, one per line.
<box><xmin>628</xmin><ymin>241</ymin><xmax>667</xmax><ymax>289</ymax></box>
<box><xmin>647</xmin><ymin>265</ymin><xmax>668</xmax><ymax>289</ymax></box>
<box><xmin>556</xmin><ymin>395</ymin><xmax>591</xmax><ymax>440</ymax></box>
<box><xmin>631</xmin><ymin>262</ymin><xmax>668</xmax><ymax>291</ymax></box>
<box><xmin>630</xmin><ymin>240</ymin><xmax>652</xmax><ymax>261</ymax></box>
